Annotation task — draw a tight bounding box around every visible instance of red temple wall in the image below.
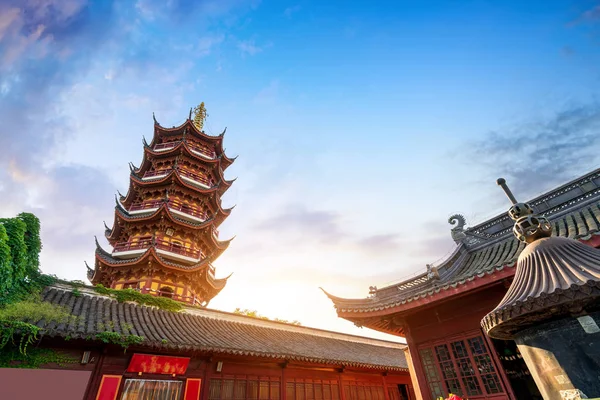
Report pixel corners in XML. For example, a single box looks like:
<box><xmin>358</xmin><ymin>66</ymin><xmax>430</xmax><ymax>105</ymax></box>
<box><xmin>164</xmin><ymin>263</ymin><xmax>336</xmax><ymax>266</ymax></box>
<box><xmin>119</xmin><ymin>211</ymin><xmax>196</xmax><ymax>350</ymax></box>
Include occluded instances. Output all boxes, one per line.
<box><xmin>3</xmin><ymin>343</ymin><xmax>412</xmax><ymax>400</ymax></box>
<box><xmin>0</xmin><ymin>369</ymin><xmax>92</xmax><ymax>400</ymax></box>
<box><xmin>406</xmin><ymin>282</ymin><xmax>508</xmax><ymax>344</ymax></box>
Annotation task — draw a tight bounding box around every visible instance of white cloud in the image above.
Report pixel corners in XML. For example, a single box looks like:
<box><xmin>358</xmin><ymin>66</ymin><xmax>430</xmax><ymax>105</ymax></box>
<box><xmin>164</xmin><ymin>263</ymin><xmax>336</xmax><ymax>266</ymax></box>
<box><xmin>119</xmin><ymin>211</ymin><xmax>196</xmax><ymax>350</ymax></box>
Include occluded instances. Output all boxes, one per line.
<box><xmin>197</xmin><ymin>34</ymin><xmax>225</xmax><ymax>57</ymax></box>
<box><xmin>283</xmin><ymin>5</ymin><xmax>301</xmax><ymax>18</ymax></box>
<box><xmin>238</xmin><ymin>39</ymin><xmax>263</xmax><ymax>56</ymax></box>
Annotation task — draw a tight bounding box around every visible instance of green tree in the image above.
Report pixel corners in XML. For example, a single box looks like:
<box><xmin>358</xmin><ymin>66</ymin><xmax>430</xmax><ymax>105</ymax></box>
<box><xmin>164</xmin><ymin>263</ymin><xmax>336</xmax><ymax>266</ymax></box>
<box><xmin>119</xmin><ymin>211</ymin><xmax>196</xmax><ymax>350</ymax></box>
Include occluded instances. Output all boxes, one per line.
<box><xmin>17</xmin><ymin>213</ymin><xmax>41</xmax><ymax>278</ymax></box>
<box><xmin>0</xmin><ymin>225</ymin><xmax>12</xmax><ymax>295</ymax></box>
<box><xmin>0</xmin><ymin>219</ymin><xmax>27</xmax><ymax>283</ymax></box>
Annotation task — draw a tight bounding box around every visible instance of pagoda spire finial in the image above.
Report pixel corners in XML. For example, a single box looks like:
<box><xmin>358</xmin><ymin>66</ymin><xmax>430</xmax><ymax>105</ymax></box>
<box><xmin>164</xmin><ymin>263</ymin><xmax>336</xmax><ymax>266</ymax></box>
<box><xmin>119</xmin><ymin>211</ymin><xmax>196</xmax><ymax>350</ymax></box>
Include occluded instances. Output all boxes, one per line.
<box><xmin>496</xmin><ymin>178</ymin><xmax>552</xmax><ymax>244</ymax></box>
<box><xmin>193</xmin><ymin>102</ymin><xmax>208</xmax><ymax>131</ymax></box>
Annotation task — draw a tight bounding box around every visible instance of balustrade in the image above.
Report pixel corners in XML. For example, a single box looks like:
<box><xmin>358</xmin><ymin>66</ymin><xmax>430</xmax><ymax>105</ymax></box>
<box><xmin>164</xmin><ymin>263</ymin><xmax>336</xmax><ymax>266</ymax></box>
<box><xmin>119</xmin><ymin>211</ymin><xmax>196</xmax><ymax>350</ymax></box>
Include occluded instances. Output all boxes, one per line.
<box><xmin>113</xmin><ymin>237</ymin><xmax>202</xmax><ymax>260</ymax></box>
<box><xmin>153</xmin><ymin>142</ymin><xmax>178</xmax><ymax>151</ymax></box>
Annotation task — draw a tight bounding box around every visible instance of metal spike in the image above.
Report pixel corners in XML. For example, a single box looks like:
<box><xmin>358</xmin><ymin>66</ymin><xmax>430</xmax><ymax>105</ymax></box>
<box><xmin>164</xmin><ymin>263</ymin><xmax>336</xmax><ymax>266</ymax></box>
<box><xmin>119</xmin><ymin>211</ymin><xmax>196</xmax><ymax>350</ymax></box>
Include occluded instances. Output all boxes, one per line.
<box><xmin>496</xmin><ymin>178</ymin><xmax>518</xmax><ymax>205</ymax></box>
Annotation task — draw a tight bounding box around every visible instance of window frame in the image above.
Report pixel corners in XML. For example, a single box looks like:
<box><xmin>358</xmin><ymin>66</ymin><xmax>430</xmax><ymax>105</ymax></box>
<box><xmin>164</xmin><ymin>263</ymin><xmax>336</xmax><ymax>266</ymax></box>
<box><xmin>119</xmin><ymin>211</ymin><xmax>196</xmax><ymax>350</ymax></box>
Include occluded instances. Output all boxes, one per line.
<box><xmin>418</xmin><ymin>331</ymin><xmax>505</xmax><ymax>399</ymax></box>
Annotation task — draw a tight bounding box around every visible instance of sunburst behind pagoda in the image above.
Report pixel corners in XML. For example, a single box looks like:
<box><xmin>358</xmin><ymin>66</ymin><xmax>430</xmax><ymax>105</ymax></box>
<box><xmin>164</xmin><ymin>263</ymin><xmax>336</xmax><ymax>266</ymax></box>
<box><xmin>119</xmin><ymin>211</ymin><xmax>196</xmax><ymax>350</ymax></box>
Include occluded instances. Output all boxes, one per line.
<box><xmin>87</xmin><ymin>105</ymin><xmax>236</xmax><ymax>306</ymax></box>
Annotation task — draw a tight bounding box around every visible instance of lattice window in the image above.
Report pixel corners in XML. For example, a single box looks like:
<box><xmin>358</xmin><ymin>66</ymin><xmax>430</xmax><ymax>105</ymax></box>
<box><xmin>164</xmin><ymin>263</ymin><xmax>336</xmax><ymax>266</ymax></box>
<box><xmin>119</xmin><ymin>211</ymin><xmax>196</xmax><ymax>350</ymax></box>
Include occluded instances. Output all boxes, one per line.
<box><xmin>287</xmin><ymin>379</ymin><xmax>339</xmax><ymax>400</ymax></box>
<box><xmin>419</xmin><ymin>348</ymin><xmax>444</xmax><ymax>399</ymax></box>
<box><xmin>419</xmin><ymin>335</ymin><xmax>505</xmax><ymax>399</ymax></box>
<box><xmin>210</xmin><ymin>377</ymin><xmax>280</xmax><ymax>400</ymax></box>
<box><xmin>468</xmin><ymin>337</ymin><xmax>503</xmax><ymax>394</ymax></box>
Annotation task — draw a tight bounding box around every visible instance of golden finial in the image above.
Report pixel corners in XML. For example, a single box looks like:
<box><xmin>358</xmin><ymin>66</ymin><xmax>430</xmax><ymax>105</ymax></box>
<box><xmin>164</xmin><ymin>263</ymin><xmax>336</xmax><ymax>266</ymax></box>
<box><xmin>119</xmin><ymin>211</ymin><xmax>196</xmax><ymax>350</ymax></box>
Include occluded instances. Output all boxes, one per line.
<box><xmin>193</xmin><ymin>102</ymin><xmax>208</xmax><ymax>131</ymax></box>
<box><xmin>496</xmin><ymin>178</ymin><xmax>552</xmax><ymax>244</ymax></box>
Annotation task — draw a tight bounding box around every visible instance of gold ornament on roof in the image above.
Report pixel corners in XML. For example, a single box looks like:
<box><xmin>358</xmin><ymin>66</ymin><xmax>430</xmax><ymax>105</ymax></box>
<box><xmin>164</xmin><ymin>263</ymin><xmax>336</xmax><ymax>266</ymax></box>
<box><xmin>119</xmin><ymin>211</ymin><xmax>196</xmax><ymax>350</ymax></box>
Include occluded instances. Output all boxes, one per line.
<box><xmin>193</xmin><ymin>102</ymin><xmax>208</xmax><ymax>131</ymax></box>
<box><xmin>496</xmin><ymin>178</ymin><xmax>552</xmax><ymax>244</ymax></box>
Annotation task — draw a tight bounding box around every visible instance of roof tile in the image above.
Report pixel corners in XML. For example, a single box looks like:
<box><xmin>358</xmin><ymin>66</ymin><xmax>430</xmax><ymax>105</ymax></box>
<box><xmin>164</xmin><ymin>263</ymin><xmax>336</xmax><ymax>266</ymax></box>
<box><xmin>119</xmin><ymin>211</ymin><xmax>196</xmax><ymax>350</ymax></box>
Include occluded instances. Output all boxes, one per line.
<box><xmin>40</xmin><ymin>286</ymin><xmax>407</xmax><ymax>371</ymax></box>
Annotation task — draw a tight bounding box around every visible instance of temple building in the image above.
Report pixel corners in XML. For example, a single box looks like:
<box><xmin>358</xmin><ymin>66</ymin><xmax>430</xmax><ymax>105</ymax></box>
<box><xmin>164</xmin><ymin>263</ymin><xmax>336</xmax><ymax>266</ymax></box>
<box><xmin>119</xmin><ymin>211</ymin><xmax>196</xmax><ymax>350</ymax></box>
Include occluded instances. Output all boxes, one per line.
<box><xmin>88</xmin><ymin>105</ymin><xmax>235</xmax><ymax>306</ymax></box>
<box><xmin>324</xmin><ymin>167</ymin><xmax>600</xmax><ymax>400</ymax></box>
<box><xmin>0</xmin><ymin>109</ymin><xmax>414</xmax><ymax>400</ymax></box>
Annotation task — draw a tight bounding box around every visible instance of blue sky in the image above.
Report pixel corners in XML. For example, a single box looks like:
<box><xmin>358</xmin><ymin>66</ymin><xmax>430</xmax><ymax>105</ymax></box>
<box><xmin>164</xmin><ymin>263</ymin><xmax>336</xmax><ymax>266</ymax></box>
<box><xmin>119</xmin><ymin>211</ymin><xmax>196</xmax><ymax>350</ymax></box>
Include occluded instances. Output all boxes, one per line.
<box><xmin>1</xmin><ymin>0</ymin><xmax>600</xmax><ymax>341</ymax></box>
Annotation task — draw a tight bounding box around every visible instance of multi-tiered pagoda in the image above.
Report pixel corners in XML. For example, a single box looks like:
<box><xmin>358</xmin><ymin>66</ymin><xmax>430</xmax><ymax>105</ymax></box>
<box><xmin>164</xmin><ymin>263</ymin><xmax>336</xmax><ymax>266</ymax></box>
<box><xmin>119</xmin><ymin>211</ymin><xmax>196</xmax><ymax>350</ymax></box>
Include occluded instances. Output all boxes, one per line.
<box><xmin>87</xmin><ymin>104</ymin><xmax>235</xmax><ymax>306</ymax></box>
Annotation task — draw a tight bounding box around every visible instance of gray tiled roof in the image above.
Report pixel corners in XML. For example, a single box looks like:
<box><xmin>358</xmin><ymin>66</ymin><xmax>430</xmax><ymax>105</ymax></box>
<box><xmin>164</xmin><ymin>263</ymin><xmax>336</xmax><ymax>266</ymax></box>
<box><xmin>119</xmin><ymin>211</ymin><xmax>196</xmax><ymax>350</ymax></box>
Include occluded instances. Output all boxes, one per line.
<box><xmin>326</xmin><ymin>167</ymin><xmax>600</xmax><ymax>313</ymax></box>
<box><xmin>38</xmin><ymin>285</ymin><xmax>407</xmax><ymax>371</ymax></box>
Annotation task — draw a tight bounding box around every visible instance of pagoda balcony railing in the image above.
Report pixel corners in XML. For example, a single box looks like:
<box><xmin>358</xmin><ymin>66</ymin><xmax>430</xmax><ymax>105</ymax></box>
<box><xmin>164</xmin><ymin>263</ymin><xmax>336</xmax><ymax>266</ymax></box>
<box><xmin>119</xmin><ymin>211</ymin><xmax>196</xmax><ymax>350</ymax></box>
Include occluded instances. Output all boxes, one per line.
<box><xmin>154</xmin><ymin>237</ymin><xmax>202</xmax><ymax>261</ymax></box>
<box><xmin>129</xmin><ymin>200</ymin><xmax>163</xmax><ymax>214</ymax></box>
<box><xmin>112</xmin><ymin>237</ymin><xmax>202</xmax><ymax>263</ymax></box>
<box><xmin>167</xmin><ymin>200</ymin><xmax>208</xmax><ymax>222</ymax></box>
<box><xmin>152</xmin><ymin>139</ymin><xmax>215</xmax><ymax>159</ymax></box>
<box><xmin>127</xmin><ymin>200</ymin><xmax>207</xmax><ymax>221</ymax></box>
<box><xmin>187</xmin><ymin>143</ymin><xmax>216</xmax><ymax>160</ymax></box>
<box><xmin>153</xmin><ymin>142</ymin><xmax>178</xmax><ymax>152</ymax></box>
<box><xmin>142</xmin><ymin>169</ymin><xmax>170</xmax><ymax>181</ymax></box>
<box><xmin>177</xmin><ymin>168</ymin><xmax>213</xmax><ymax>189</ymax></box>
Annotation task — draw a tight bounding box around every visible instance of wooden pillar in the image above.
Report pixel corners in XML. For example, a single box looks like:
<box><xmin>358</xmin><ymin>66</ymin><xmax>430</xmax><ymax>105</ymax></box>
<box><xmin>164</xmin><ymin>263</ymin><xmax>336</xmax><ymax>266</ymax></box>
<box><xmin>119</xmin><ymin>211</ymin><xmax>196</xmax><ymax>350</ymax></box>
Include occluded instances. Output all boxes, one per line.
<box><xmin>402</xmin><ymin>324</ymin><xmax>426</xmax><ymax>400</ymax></box>
<box><xmin>281</xmin><ymin>361</ymin><xmax>288</xmax><ymax>400</ymax></box>
<box><xmin>338</xmin><ymin>368</ymin><xmax>346</xmax><ymax>400</ymax></box>
<box><xmin>382</xmin><ymin>373</ymin><xmax>391</xmax><ymax>400</ymax></box>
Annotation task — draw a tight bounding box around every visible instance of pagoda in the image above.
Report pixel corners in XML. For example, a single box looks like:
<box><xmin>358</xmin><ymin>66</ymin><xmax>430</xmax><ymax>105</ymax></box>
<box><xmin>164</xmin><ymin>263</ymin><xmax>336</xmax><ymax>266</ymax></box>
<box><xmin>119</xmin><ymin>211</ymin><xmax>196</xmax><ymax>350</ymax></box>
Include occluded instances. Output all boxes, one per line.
<box><xmin>87</xmin><ymin>104</ymin><xmax>236</xmax><ymax>306</ymax></box>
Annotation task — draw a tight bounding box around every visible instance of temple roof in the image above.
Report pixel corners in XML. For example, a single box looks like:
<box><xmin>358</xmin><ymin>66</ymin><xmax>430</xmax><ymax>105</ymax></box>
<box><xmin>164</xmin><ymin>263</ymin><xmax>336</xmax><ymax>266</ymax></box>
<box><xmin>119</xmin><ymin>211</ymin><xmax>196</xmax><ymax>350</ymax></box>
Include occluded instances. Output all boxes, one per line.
<box><xmin>37</xmin><ymin>284</ymin><xmax>408</xmax><ymax>371</ymax></box>
<box><xmin>324</xmin><ymin>167</ymin><xmax>600</xmax><ymax>316</ymax></box>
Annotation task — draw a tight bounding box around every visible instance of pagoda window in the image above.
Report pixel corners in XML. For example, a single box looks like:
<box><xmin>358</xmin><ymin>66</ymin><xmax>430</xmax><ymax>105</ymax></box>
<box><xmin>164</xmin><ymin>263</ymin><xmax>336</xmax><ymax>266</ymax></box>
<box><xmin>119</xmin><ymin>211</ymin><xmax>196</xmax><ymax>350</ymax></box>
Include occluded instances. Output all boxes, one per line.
<box><xmin>136</xmin><ymin>236</ymin><xmax>153</xmax><ymax>246</ymax></box>
<box><xmin>158</xmin><ymin>286</ymin><xmax>174</xmax><ymax>298</ymax></box>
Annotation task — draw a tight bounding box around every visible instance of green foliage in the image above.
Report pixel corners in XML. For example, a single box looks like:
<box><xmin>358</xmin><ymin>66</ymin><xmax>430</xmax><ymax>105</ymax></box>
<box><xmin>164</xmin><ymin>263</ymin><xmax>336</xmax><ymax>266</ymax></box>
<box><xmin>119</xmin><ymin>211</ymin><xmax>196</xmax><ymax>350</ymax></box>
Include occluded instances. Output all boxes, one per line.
<box><xmin>0</xmin><ymin>212</ymin><xmax>44</xmax><ymax>302</ymax></box>
<box><xmin>17</xmin><ymin>213</ymin><xmax>41</xmax><ymax>279</ymax></box>
<box><xmin>0</xmin><ymin>294</ymin><xmax>76</xmax><ymax>354</ymax></box>
<box><xmin>0</xmin><ymin>296</ymin><xmax>75</xmax><ymax>325</ymax></box>
<box><xmin>94</xmin><ymin>284</ymin><xmax>182</xmax><ymax>312</ymax></box>
<box><xmin>0</xmin><ymin>320</ymin><xmax>39</xmax><ymax>354</ymax></box>
<box><xmin>0</xmin><ymin>347</ymin><xmax>78</xmax><ymax>369</ymax></box>
<box><xmin>161</xmin><ymin>338</ymin><xmax>168</xmax><ymax>345</ymax></box>
<box><xmin>72</xmin><ymin>288</ymin><xmax>82</xmax><ymax>297</ymax></box>
<box><xmin>96</xmin><ymin>331</ymin><xmax>144</xmax><ymax>350</ymax></box>
<box><xmin>1</xmin><ymin>218</ymin><xmax>28</xmax><ymax>283</ymax></box>
<box><xmin>0</xmin><ymin>224</ymin><xmax>12</xmax><ymax>295</ymax></box>
<box><xmin>0</xmin><ymin>272</ymin><xmax>57</xmax><ymax>306</ymax></box>
<box><xmin>233</xmin><ymin>308</ymin><xmax>302</xmax><ymax>326</ymax></box>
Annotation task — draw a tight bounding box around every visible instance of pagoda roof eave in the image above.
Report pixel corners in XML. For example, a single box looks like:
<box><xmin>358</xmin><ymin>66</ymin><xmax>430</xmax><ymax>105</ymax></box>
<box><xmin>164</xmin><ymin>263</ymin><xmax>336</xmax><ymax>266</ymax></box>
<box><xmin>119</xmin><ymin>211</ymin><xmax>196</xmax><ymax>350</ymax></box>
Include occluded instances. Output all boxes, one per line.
<box><xmin>111</xmin><ymin>203</ymin><xmax>214</xmax><ymax>230</ymax></box>
<box><xmin>154</xmin><ymin>119</ymin><xmax>223</xmax><ymax>142</ymax></box>
<box><xmin>128</xmin><ymin>170</ymin><xmax>220</xmax><ymax>195</ymax></box>
<box><xmin>136</xmin><ymin>141</ymin><xmax>223</xmax><ymax>174</ymax></box>
<box><xmin>94</xmin><ymin>246</ymin><xmax>211</xmax><ymax>272</ymax></box>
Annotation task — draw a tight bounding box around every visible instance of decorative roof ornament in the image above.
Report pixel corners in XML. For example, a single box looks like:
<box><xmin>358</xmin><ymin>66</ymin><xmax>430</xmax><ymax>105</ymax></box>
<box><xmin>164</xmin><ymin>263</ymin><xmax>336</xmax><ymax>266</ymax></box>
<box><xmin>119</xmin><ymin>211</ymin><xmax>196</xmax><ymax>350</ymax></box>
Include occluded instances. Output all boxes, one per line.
<box><xmin>496</xmin><ymin>178</ymin><xmax>552</xmax><ymax>243</ymax></box>
<box><xmin>153</xmin><ymin>112</ymin><xmax>158</xmax><ymax>125</ymax></box>
<box><xmin>483</xmin><ymin>177</ymin><xmax>600</xmax><ymax>339</ymax></box>
<box><xmin>193</xmin><ymin>102</ymin><xmax>208</xmax><ymax>131</ymax></box>
<box><xmin>448</xmin><ymin>214</ymin><xmax>467</xmax><ymax>243</ymax></box>
<box><xmin>426</xmin><ymin>264</ymin><xmax>440</xmax><ymax>281</ymax></box>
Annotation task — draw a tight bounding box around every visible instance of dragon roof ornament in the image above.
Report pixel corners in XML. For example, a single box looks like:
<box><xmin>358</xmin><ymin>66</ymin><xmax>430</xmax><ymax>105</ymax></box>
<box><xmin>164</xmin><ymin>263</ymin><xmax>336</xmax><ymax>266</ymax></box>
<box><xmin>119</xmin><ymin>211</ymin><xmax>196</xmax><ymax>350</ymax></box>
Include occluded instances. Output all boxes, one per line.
<box><xmin>448</xmin><ymin>214</ymin><xmax>489</xmax><ymax>247</ymax></box>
